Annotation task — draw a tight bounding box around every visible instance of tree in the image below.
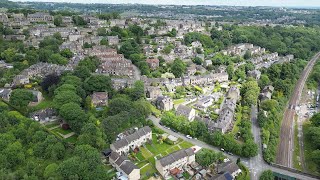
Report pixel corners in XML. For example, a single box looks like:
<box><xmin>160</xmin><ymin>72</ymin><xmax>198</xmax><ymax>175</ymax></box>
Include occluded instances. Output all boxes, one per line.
<box><xmin>241</xmin><ymin>140</ymin><xmax>258</xmax><ymax>157</ymax></box>
<box><xmin>60</xmin><ymin>48</ymin><xmax>73</xmax><ymax>58</ymax></box>
<box><xmin>78</xmin><ymin>123</ymin><xmax>106</xmax><ymax>149</ymax></box>
<box><xmin>9</xmin><ymin>89</ymin><xmax>33</xmax><ymax>108</ymax></box>
<box><xmin>310</xmin><ymin>113</ymin><xmax>320</xmax><ymax>127</ymax></box>
<box><xmin>171</xmin><ymin>59</ymin><xmax>186</xmax><ymax>78</ymax></box>
<box><xmin>100</xmin><ymin>38</ymin><xmax>108</xmax><ymax>46</ymax></box>
<box><xmin>195</xmin><ymin>148</ymin><xmax>223</xmax><ymax>167</ymax></box>
<box><xmin>259</xmin><ymin>170</ymin><xmax>274</xmax><ymax>180</ymax></box>
<box><xmin>193</xmin><ymin>57</ymin><xmax>203</xmax><ymax>65</ymax></box>
<box><xmin>97</xmin><ymin>27</ymin><xmax>107</xmax><ymax>36</ymax></box>
<box><xmin>72</xmin><ymin>15</ymin><xmax>87</xmax><ymax>26</ymax></box>
<box><xmin>48</xmin><ymin>53</ymin><xmax>68</xmax><ymax>65</ymax></box>
<box><xmin>259</xmin><ymin>74</ymin><xmax>270</xmax><ymax>89</ymax></box>
<box><xmin>74</xmin><ymin>66</ymin><xmax>91</xmax><ymax>80</ymax></box>
<box><xmin>83</xmin><ymin>75</ymin><xmax>112</xmax><ymax>94</ymax></box>
<box><xmin>108</xmin><ymin>97</ymin><xmax>133</xmax><ymax>116</ymax></box>
<box><xmin>129</xmin><ymin>80</ymin><xmax>145</xmax><ymax>101</ymax></box>
<box><xmin>58</xmin><ymin>145</ymin><xmax>109</xmax><ymax>179</ymax></box>
<box><xmin>59</xmin><ymin>103</ymin><xmax>88</xmax><ymax>133</ymax></box>
<box><xmin>44</xmin><ymin>163</ymin><xmax>60</xmax><ymax>179</ymax></box>
<box><xmin>54</xmin><ymin>15</ymin><xmax>63</xmax><ymax>26</ymax></box>
<box><xmin>119</xmin><ymin>39</ymin><xmax>141</xmax><ymax>58</ymax></box>
<box><xmin>41</xmin><ymin>73</ymin><xmax>60</xmax><ymax>93</ymax></box>
<box><xmin>53</xmin><ymin>90</ymin><xmax>82</xmax><ymax>109</ymax></box>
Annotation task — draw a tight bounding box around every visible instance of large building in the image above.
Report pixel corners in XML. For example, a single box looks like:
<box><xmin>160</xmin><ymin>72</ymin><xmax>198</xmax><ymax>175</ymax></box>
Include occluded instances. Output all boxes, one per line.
<box><xmin>156</xmin><ymin>148</ymin><xmax>195</xmax><ymax>178</ymax></box>
<box><xmin>110</xmin><ymin>126</ymin><xmax>152</xmax><ymax>155</ymax></box>
<box><xmin>109</xmin><ymin>151</ymin><xmax>140</xmax><ymax>180</ymax></box>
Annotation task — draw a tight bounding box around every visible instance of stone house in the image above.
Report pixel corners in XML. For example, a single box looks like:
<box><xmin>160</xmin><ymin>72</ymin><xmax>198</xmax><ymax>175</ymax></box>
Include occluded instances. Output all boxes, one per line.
<box><xmin>146</xmin><ymin>86</ymin><xmax>162</xmax><ymax>99</ymax></box>
<box><xmin>176</xmin><ymin>105</ymin><xmax>196</xmax><ymax>122</ymax></box>
<box><xmin>91</xmin><ymin>92</ymin><xmax>108</xmax><ymax>107</ymax></box>
<box><xmin>27</xmin><ymin>12</ymin><xmax>53</xmax><ymax>22</ymax></box>
<box><xmin>110</xmin><ymin>126</ymin><xmax>152</xmax><ymax>155</ymax></box>
<box><xmin>109</xmin><ymin>151</ymin><xmax>140</xmax><ymax>180</ymax></box>
<box><xmin>155</xmin><ymin>96</ymin><xmax>174</xmax><ymax>111</ymax></box>
<box><xmin>0</xmin><ymin>88</ymin><xmax>12</xmax><ymax>101</ymax></box>
<box><xmin>146</xmin><ymin>58</ymin><xmax>159</xmax><ymax>70</ymax></box>
<box><xmin>107</xmin><ymin>36</ymin><xmax>120</xmax><ymax>46</ymax></box>
<box><xmin>155</xmin><ymin>148</ymin><xmax>195</xmax><ymax>178</ymax></box>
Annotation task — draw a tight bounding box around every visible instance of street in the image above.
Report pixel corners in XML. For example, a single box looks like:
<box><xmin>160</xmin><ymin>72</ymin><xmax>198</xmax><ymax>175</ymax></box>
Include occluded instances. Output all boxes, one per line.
<box><xmin>148</xmin><ymin>115</ymin><xmax>319</xmax><ymax>180</ymax></box>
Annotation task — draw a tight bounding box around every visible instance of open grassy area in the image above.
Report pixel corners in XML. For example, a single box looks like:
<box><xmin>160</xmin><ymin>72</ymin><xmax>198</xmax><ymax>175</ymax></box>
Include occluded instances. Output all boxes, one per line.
<box><xmin>53</xmin><ymin>128</ymin><xmax>73</xmax><ymax>135</ymax></box>
<box><xmin>29</xmin><ymin>99</ymin><xmax>54</xmax><ymax>112</ymax></box>
<box><xmin>134</xmin><ymin>133</ymin><xmax>194</xmax><ymax>179</ymax></box>
<box><xmin>140</xmin><ymin>164</ymin><xmax>157</xmax><ymax>180</ymax></box>
<box><xmin>173</xmin><ymin>98</ymin><xmax>185</xmax><ymax>105</ymax></box>
<box><xmin>179</xmin><ymin>141</ymin><xmax>194</xmax><ymax>149</ymax></box>
<box><xmin>140</xmin><ymin>147</ymin><xmax>153</xmax><ymax>159</ymax></box>
<box><xmin>44</xmin><ymin>122</ymin><xmax>59</xmax><ymax>129</ymax></box>
<box><xmin>303</xmin><ymin>122</ymin><xmax>320</xmax><ymax>175</ymax></box>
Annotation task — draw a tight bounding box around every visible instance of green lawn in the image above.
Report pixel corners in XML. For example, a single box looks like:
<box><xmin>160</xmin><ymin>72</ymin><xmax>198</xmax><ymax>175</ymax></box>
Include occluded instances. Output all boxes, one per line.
<box><xmin>29</xmin><ymin>99</ymin><xmax>54</xmax><ymax>112</ymax></box>
<box><xmin>303</xmin><ymin>122</ymin><xmax>320</xmax><ymax>175</ymax></box>
<box><xmin>140</xmin><ymin>164</ymin><xmax>157</xmax><ymax>180</ymax></box>
<box><xmin>173</xmin><ymin>99</ymin><xmax>185</xmax><ymax>105</ymax></box>
<box><xmin>53</xmin><ymin>128</ymin><xmax>73</xmax><ymax>135</ymax></box>
<box><xmin>140</xmin><ymin>147</ymin><xmax>153</xmax><ymax>159</ymax></box>
<box><xmin>135</xmin><ymin>151</ymin><xmax>145</xmax><ymax>161</ymax></box>
<box><xmin>45</xmin><ymin>122</ymin><xmax>59</xmax><ymax>129</ymax></box>
<box><xmin>136</xmin><ymin>161</ymin><xmax>148</xmax><ymax>168</ymax></box>
<box><xmin>179</xmin><ymin>141</ymin><xmax>194</xmax><ymax>149</ymax></box>
<box><xmin>167</xmin><ymin>145</ymin><xmax>181</xmax><ymax>154</ymax></box>
<box><xmin>183</xmin><ymin>172</ymin><xmax>191</xmax><ymax>179</ymax></box>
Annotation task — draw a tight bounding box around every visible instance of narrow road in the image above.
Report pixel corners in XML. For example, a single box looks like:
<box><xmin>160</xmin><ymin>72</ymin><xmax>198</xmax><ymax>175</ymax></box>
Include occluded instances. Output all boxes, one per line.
<box><xmin>276</xmin><ymin>52</ymin><xmax>320</xmax><ymax>167</ymax></box>
<box><xmin>249</xmin><ymin>105</ymin><xmax>264</xmax><ymax>180</ymax></box>
<box><xmin>148</xmin><ymin>115</ymin><xmax>319</xmax><ymax>180</ymax></box>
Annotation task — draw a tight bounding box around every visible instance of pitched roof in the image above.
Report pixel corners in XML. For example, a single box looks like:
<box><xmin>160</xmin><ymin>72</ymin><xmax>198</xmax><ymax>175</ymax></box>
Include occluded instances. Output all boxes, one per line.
<box><xmin>158</xmin><ymin>148</ymin><xmax>194</xmax><ymax>167</ymax></box>
<box><xmin>109</xmin><ymin>151</ymin><xmax>138</xmax><ymax>175</ymax></box>
<box><xmin>176</xmin><ymin>105</ymin><xmax>194</xmax><ymax>117</ymax></box>
<box><xmin>217</xmin><ymin>161</ymin><xmax>240</xmax><ymax>174</ymax></box>
<box><xmin>111</xmin><ymin>126</ymin><xmax>152</xmax><ymax>150</ymax></box>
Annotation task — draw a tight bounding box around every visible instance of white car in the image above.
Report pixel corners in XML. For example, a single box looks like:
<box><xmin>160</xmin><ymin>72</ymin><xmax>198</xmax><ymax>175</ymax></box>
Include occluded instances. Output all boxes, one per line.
<box><xmin>186</xmin><ymin>135</ymin><xmax>192</xmax><ymax>139</ymax></box>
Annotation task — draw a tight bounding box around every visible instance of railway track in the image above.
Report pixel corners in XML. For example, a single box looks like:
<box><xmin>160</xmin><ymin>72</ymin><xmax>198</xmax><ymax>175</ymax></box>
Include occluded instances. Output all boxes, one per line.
<box><xmin>276</xmin><ymin>52</ymin><xmax>320</xmax><ymax>167</ymax></box>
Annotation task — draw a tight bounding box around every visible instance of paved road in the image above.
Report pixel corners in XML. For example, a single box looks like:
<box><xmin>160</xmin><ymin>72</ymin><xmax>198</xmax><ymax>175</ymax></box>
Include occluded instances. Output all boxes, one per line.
<box><xmin>148</xmin><ymin>115</ymin><xmax>318</xmax><ymax>180</ymax></box>
<box><xmin>249</xmin><ymin>105</ymin><xmax>264</xmax><ymax>180</ymax></box>
<box><xmin>276</xmin><ymin>52</ymin><xmax>320</xmax><ymax>167</ymax></box>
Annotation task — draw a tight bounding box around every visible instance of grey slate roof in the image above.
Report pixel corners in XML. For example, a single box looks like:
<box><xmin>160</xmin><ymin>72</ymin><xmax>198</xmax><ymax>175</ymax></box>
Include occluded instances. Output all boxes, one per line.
<box><xmin>217</xmin><ymin>161</ymin><xmax>240</xmax><ymax>174</ymax></box>
<box><xmin>112</xmin><ymin>126</ymin><xmax>151</xmax><ymax>150</ymax></box>
<box><xmin>110</xmin><ymin>151</ymin><xmax>138</xmax><ymax>175</ymax></box>
<box><xmin>176</xmin><ymin>105</ymin><xmax>193</xmax><ymax>117</ymax></box>
<box><xmin>158</xmin><ymin>148</ymin><xmax>194</xmax><ymax>167</ymax></box>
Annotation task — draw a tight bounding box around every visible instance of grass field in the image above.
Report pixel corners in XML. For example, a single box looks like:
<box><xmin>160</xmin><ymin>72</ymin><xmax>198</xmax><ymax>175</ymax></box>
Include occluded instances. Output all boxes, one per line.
<box><xmin>173</xmin><ymin>99</ymin><xmax>185</xmax><ymax>105</ymax></box>
<box><xmin>140</xmin><ymin>164</ymin><xmax>157</xmax><ymax>180</ymax></box>
<box><xmin>45</xmin><ymin>122</ymin><xmax>59</xmax><ymax>129</ymax></box>
<box><xmin>133</xmin><ymin>133</ymin><xmax>195</xmax><ymax>179</ymax></box>
<box><xmin>53</xmin><ymin>128</ymin><xmax>73</xmax><ymax>135</ymax></box>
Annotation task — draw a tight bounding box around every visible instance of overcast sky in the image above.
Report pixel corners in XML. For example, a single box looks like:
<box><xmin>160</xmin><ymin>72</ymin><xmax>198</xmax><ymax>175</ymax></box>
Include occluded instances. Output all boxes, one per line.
<box><xmin>12</xmin><ymin>0</ymin><xmax>320</xmax><ymax>7</ymax></box>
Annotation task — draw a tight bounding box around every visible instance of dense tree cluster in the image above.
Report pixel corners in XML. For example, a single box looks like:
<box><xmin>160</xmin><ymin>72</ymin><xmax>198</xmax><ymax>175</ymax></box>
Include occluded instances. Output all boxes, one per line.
<box><xmin>161</xmin><ymin>112</ymin><xmax>258</xmax><ymax>157</ymax></box>
<box><xmin>258</xmin><ymin>60</ymin><xmax>306</xmax><ymax>163</ymax></box>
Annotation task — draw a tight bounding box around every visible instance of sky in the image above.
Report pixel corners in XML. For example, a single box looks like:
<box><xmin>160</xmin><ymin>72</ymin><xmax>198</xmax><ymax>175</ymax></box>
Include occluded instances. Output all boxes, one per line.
<box><xmin>12</xmin><ymin>0</ymin><xmax>320</xmax><ymax>7</ymax></box>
